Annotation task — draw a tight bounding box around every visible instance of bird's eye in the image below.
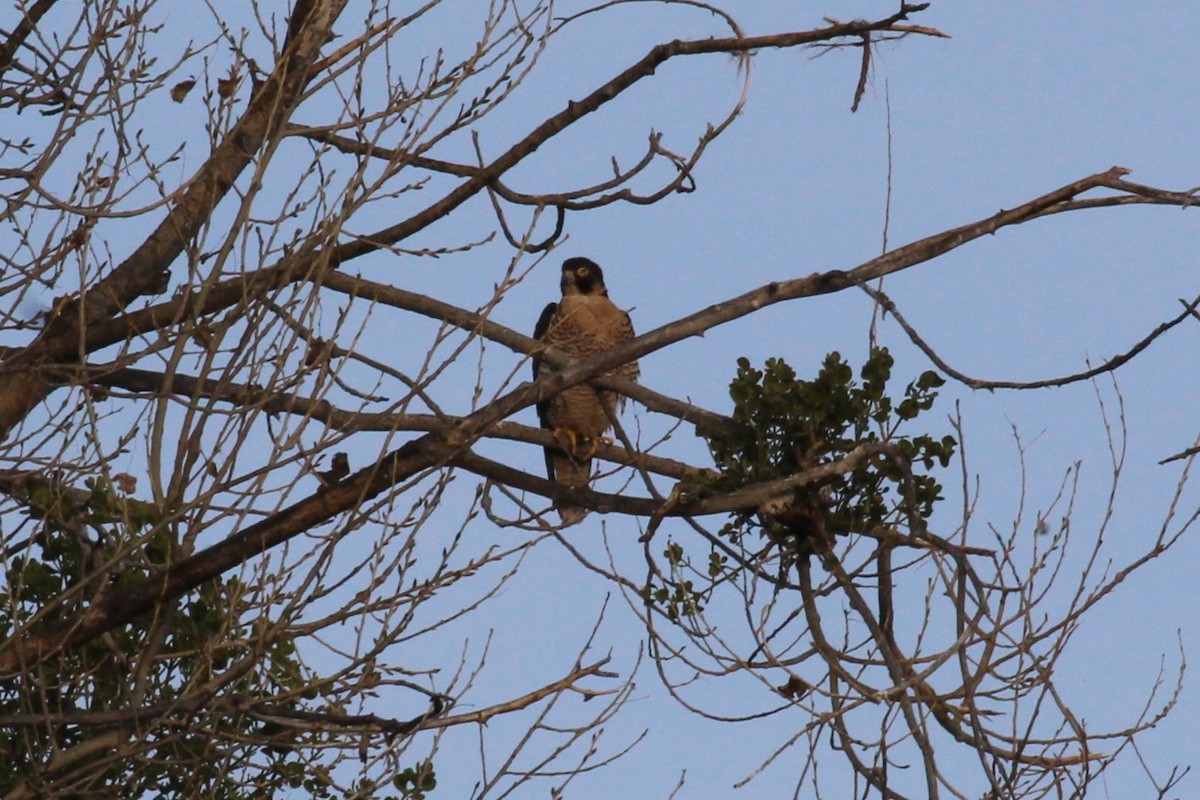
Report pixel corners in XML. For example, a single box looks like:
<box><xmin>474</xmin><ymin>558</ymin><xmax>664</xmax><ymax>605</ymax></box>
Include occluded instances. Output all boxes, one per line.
<box><xmin>576</xmin><ymin>266</ymin><xmax>589</xmax><ymax>276</ymax></box>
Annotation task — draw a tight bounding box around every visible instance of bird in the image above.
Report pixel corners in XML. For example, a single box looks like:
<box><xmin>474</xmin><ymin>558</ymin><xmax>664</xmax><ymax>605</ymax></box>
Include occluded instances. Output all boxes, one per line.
<box><xmin>533</xmin><ymin>257</ymin><xmax>638</xmax><ymax>524</ymax></box>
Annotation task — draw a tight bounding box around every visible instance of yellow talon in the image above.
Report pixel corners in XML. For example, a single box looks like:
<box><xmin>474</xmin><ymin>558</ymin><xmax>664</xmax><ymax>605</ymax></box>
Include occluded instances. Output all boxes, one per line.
<box><xmin>551</xmin><ymin>429</ymin><xmax>614</xmax><ymax>460</ymax></box>
<box><xmin>576</xmin><ymin>437</ymin><xmax>598</xmax><ymax>460</ymax></box>
<box><xmin>578</xmin><ymin>435</ymin><xmax>612</xmax><ymax>460</ymax></box>
<box><xmin>552</xmin><ymin>428</ymin><xmax>609</xmax><ymax>461</ymax></box>
<box><xmin>552</xmin><ymin>428</ymin><xmax>581</xmax><ymax>456</ymax></box>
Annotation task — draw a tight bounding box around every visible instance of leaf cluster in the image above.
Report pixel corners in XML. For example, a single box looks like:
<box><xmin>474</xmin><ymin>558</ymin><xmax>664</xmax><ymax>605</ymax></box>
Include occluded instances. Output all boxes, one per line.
<box><xmin>645</xmin><ymin>349</ymin><xmax>955</xmax><ymax>620</ymax></box>
<box><xmin>701</xmin><ymin>349</ymin><xmax>954</xmax><ymax>545</ymax></box>
<box><xmin>0</xmin><ymin>477</ymin><xmax>325</xmax><ymax>797</ymax></box>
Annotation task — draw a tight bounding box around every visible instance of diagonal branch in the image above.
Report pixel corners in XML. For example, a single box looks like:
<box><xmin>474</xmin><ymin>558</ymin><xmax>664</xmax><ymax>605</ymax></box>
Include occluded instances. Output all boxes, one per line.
<box><xmin>0</xmin><ymin>0</ymin><xmax>59</xmax><ymax>77</ymax></box>
<box><xmin>0</xmin><ymin>0</ymin><xmax>349</xmax><ymax>437</ymax></box>
<box><xmin>314</xmin><ymin>270</ymin><xmax>733</xmax><ymax>429</ymax></box>
<box><xmin>328</xmin><ymin>6</ymin><xmax>943</xmax><ymax>265</ymax></box>
<box><xmin>2</xmin><ymin>164</ymin><xmax>1191</xmax><ymax>674</ymax></box>
<box><xmin>79</xmin><ymin>361</ymin><xmax>709</xmax><ymax>481</ymax></box>
<box><xmin>421</xmin><ymin>657</ymin><xmax>615</xmax><ymax>729</ymax></box>
<box><xmin>6</xmin><ymin>7</ymin><xmax>944</xmax><ymax>442</ymax></box>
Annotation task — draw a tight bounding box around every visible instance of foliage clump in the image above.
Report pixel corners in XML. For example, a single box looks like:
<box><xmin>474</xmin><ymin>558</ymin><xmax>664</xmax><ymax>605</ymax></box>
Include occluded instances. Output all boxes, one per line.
<box><xmin>0</xmin><ymin>476</ymin><xmax>327</xmax><ymax>798</ymax></box>
<box><xmin>701</xmin><ymin>347</ymin><xmax>956</xmax><ymax>552</ymax></box>
<box><xmin>646</xmin><ymin>349</ymin><xmax>955</xmax><ymax>620</ymax></box>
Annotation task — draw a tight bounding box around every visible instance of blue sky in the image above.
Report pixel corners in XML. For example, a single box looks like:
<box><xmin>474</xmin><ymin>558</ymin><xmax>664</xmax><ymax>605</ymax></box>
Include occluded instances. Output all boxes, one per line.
<box><xmin>4</xmin><ymin>1</ymin><xmax>1199</xmax><ymax>797</ymax></box>
<box><xmin>434</xmin><ymin>3</ymin><xmax>1200</xmax><ymax>796</ymax></box>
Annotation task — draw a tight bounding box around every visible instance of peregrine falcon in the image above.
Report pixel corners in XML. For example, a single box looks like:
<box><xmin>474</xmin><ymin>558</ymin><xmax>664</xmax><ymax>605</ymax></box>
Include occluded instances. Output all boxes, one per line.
<box><xmin>533</xmin><ymin>257</ymin><xmax>638</xmax><ymax>524</ymax></box>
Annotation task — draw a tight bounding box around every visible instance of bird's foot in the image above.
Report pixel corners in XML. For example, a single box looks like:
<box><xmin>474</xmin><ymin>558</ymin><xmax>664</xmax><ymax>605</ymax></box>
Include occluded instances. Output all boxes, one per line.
<box><xmin>551</xmin><ymin>429</ymin><xmax>612</xmax><ymax>460</ymax></box>
<box><xmin>552</xmin><ymin>428</ymin><xmax>582</xmax><ymax>458</ymax></box>
<box><xmin>578</xmin><ymin>435</ymin><xmax>613</xmax><ymax>460</ymax></box>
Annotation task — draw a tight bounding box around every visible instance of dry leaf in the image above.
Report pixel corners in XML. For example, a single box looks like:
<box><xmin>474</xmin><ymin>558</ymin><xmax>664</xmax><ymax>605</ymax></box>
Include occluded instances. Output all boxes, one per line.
<box><xmin>216</xmin><ymin>71</ymin><xmax>238</xmax><ymax>98</ymax></box>
<box><xmin>777</xmin><ymin>675</ymin><xmax>811</xmax><ymax>700</ymax></box>
<box><xmin>114</xmin><ymin>473</ymin><xmax>138</xmax><ymax>493</ymax></box>
<box><xmin>304</xmin><ymin>337</ymin><xmax>334</xmax><ymax>368</ymax></box>
<box><xmin>170</xmin><ymin>78</ymin><xmax>195</xmax><ymax>102</ymax></box>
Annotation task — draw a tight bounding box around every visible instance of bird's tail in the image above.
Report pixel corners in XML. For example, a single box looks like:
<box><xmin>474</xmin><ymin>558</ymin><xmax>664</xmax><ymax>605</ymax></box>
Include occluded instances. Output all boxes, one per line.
<box><xmin>549</xmin><ymin>451</ymin><xmax>591</xmax><ymax>525</ymax></box>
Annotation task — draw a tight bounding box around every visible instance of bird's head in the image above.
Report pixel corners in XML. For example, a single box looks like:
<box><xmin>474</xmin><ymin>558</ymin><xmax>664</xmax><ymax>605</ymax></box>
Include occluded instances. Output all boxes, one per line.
<box><xmin>560</xmin><ymin>257</ymin><xmax>607</xmax><ymax>297</ymax></box>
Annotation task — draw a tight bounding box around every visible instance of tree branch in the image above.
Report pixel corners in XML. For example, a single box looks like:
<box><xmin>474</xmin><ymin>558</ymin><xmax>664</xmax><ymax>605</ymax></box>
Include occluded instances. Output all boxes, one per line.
<box><xmin>855</xmin><ymin>280</ymin><xmax>1200</xmax><ymax>390</ymax></box>
<box><xmin>0</xmin><ymin>0</ymin><xmax>349</xmax><ymax>437</ymax></box>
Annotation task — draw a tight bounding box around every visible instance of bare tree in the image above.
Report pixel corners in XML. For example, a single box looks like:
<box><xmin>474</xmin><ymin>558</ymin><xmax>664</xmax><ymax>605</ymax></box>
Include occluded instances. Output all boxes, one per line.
<box><xmin>0</xmin><ymin>1</ymin><xmax>1194</xmax><ymax>798</ymax></box>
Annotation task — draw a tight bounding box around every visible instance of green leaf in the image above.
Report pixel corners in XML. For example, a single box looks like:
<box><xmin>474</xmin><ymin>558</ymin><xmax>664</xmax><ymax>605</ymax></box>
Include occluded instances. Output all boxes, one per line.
<box><xmin>697</xmin><ymin>347</ymin><xmax>956</xmax><ymax>557</ymax></box>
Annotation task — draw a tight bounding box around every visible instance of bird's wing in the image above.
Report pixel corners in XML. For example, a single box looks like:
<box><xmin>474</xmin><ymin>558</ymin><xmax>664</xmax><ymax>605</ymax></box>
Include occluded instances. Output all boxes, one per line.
<box><xmin>533</xmin><ymin>301</ymin><xmax>557</xmax><ymax>377</ymax></box>
<box><xmin>533</xmin><ymin>301</ymin><xmax>560</xmax><ymax>482</ymax></box>
<box><xmin>533</xmin><ymin>299</ymin><xmax>559</xmax><ymax>424</ymax></box>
